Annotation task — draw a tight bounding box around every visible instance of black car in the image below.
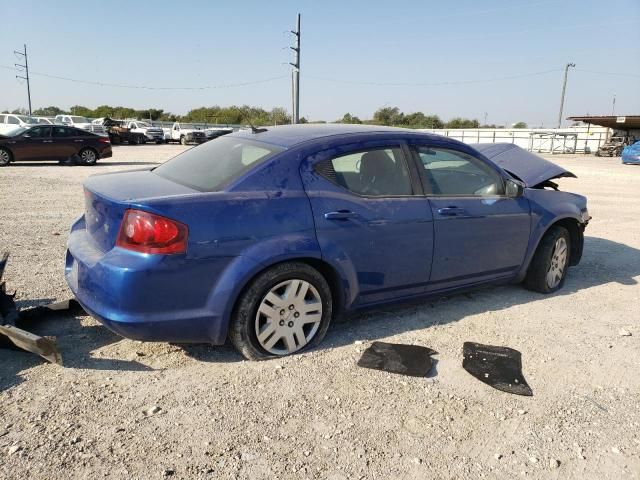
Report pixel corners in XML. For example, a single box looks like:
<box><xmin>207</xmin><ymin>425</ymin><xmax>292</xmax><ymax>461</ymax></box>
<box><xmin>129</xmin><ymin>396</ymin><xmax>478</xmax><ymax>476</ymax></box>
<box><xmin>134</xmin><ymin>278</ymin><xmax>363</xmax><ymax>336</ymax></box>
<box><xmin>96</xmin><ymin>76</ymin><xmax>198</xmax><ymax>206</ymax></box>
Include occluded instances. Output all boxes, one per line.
<box><xmin>0</xmin><ymin>125</ymin><xmax>112</xmax><ymax>166</ymax></box>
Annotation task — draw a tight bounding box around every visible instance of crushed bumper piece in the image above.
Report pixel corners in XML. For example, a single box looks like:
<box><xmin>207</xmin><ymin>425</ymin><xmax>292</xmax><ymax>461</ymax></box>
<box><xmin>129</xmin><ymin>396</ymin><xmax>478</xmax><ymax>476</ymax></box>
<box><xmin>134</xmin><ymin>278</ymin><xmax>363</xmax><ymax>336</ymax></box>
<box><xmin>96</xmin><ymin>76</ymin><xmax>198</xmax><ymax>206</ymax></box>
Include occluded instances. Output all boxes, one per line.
<box><xmin>462</xmin><ymin>342</ymin><xmax>532</xmax><ymax>396</ymax></box>
<box><xmin>357</xmin><ymin>341</ymin><xmax>437</xmax><ymax>377</ymax></box>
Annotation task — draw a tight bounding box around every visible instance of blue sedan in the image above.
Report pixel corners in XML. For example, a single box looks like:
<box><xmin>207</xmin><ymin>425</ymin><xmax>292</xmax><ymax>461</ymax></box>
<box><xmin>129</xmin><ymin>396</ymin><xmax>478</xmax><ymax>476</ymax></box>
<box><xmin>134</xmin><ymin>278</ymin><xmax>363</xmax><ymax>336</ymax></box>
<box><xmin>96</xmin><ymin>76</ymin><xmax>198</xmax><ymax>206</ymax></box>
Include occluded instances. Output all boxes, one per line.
<box><xmin>65</xmin><ymin>125</ymin><xmax>590</xmax><ymax>360</ymax></box>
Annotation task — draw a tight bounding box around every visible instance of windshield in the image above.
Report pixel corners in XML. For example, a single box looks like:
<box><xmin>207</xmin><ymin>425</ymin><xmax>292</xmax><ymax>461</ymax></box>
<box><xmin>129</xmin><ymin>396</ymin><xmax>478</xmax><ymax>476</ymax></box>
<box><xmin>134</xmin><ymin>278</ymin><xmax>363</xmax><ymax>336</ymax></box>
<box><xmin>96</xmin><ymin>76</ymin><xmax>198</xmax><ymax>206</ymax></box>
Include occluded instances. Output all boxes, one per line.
<box><xmin>36</xmin><ymin>118</ymin><xmax>52</xmax><ymax>124</ymax></box>
<box><xmin>137</xmin><ymin>121</ymin><xmax>151</xmax><ymax>127</ymax></box>
<box><xmin>70</xmin><ymin>116</ymin><xmax>90</xmax><ymax>123</ymax></box>
<box><xmin>154</xmin><ymin>136</ymin><xmax>284</xmax><ymax>192</ymax></box>
<box><xmin>16</xmin><ymin>115</ymin><xmax>38</xmax><ymax>124</ymax></box>
<box><xmin>178</xmin><ymin>124</ymin><xmax>198</xmax><ymax>130</ymax></box>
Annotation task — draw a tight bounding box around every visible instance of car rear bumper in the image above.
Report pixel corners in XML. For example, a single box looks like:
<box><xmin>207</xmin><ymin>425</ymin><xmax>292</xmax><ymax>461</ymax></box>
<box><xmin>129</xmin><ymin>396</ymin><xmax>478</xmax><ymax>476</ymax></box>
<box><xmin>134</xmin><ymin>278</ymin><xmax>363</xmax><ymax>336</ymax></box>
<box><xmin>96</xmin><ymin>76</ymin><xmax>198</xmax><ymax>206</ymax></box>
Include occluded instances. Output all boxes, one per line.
<box><xmin>622</xmin><ymin>154</ymin><xmax>640</xmax><ymax>164</ymax></box>
<box><xmin>99</xmin><ymin>146</ymin><xmax>113</xmax><ymax>159</ymax></box>
<box><xmin>64</xmin><ymin>217</ymin><xmax>231</xmax><ymax>344</ymax></box>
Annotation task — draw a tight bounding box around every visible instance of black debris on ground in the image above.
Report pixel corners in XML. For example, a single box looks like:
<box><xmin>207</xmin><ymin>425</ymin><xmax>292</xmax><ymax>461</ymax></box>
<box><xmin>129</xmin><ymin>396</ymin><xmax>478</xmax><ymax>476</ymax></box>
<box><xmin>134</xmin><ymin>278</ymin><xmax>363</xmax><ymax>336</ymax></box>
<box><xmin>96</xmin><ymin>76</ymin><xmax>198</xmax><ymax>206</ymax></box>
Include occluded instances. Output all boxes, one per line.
<box><xmin>357</xmin><ymin>341</ymin><xmax>437</xmax><ymax>377</ymax></box>
<box><xmin>462</xmin><ymin>342</ymin><xmax>533</xmax><ymax>396</ymax></box>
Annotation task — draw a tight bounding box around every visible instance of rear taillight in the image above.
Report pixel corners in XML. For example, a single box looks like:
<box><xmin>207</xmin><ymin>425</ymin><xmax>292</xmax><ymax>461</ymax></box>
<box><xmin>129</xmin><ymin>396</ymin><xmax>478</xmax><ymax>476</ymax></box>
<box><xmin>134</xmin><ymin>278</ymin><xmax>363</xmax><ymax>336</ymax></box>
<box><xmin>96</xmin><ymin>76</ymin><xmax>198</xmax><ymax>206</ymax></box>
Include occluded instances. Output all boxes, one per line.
<box><xmin>98</xmin><ymin>137</ymin><xmax>110</xmax><ymax>144</ymax></box>
<box><xmin>116</xmin><ymin>209</ymin><xmax>188</xmax><ymax>254</ymax></box>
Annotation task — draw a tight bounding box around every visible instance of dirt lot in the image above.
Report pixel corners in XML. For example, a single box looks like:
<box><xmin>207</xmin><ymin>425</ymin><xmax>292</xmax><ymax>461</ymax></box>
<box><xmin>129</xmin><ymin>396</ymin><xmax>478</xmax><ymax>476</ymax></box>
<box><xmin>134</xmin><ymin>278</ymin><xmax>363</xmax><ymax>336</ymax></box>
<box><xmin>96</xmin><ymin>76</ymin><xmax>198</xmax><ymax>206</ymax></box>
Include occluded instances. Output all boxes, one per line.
<box><xmin>0</xmin><ymin>144</ymin><xmax>638</xmax><ymax>480</ymax></box>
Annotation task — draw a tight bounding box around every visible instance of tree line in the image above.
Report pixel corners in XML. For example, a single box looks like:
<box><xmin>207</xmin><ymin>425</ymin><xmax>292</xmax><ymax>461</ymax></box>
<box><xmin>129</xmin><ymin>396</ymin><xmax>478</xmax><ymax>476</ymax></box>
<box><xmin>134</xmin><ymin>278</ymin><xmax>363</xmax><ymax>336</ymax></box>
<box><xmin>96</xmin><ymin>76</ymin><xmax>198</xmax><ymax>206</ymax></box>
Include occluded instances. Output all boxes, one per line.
<box><xmin>3</xmin><ymin>105</ymin><xmax>527</xmax><ymax>128</ymax></box>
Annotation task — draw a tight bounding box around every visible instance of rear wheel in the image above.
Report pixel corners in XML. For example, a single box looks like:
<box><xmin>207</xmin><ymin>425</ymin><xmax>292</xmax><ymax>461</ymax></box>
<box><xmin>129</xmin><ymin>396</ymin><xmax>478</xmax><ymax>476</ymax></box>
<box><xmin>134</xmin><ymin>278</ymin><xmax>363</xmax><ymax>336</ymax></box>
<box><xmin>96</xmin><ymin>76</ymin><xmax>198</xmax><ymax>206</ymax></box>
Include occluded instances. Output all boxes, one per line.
<box><xmin>180</xmin><ymin>136</ymin><xmax>188</xmax><ymax>145</ymax></box>
<box><xmin>524</xmin><ymin>226</ymin><xmax>571</xmax><ymax>293</ymax></box>
<box><xmin>78</xmin><ymin>147</ymin><xmax>98</xmax><ymax>165</ymax></box>
<box><xmin>0</xmin><ymin>147</ymin><xmax>12</xmax><ymax>166</ymax></box>
<box><xmin>229</xmin><ymin>262</ymin><xmax>333</xmax><ymax>361</ymax></box>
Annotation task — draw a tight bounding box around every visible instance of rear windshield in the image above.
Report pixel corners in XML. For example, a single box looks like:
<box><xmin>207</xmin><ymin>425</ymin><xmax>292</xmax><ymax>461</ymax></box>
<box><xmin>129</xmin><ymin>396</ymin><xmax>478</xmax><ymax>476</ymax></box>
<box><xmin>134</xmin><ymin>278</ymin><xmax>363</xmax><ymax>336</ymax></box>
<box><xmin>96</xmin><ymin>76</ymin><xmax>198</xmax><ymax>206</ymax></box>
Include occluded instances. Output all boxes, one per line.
<box><xmin>153</xmin><ymin>136</ymin><xmax>284</xmax><ymax>191</ymax></box>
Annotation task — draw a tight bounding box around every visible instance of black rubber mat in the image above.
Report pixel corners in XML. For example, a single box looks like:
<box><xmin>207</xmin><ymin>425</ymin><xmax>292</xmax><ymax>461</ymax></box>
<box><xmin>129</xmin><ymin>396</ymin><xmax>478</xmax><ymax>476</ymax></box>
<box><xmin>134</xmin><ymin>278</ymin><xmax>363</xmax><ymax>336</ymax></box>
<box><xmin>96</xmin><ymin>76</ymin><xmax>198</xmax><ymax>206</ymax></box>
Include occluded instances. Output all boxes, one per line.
<box><xmin>462</xmin><ymin>342</ymin><xmax>532</xmax><ymax>396</ymax></box>
<box><xmin>357</xmin><ymin>341</ymin><xmax>437</xmax><ymax>377</ymax></box>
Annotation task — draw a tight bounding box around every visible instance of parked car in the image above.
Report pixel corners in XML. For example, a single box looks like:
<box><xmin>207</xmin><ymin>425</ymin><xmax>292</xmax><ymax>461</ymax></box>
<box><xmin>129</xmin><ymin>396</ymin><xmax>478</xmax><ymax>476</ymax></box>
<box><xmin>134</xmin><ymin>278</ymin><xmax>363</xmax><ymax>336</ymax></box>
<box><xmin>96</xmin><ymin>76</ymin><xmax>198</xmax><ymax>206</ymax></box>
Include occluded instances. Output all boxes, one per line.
<box><xmin>170</xmin><ymin>122</ymin><xmax>206</xmax><ymax>145</ymax></box>
<box><xmin>33</xmin><ymin>117</ymin><xmax>55</xmax><ymax>125</ymax></box>
<box><xmin>204</xmin><ymin>126</ymin><xmax>233</xmax><ymax>141</ymax></box>
<box><xmin>55</xmin><ymin>115</ymin><xmax>107</xmax><ymax>135</ymax></box>
<box><xmin>595</xmin><ymin>135</ymin><xmax>635</xmax><ymax>157</ymax></box>
<box><xmin>65</xmin><ymin>125</ymin><xmax>589</xmax><ymax>360</ymax></box>
<box><xmin>0</xmin><ymin>113</ymin><xmax>39</xmax><ymax>135</ymax></box>
<box><xmin>622</xmin><ymin>140</ymin><xmax>640</xmax><ymax>165</ymax></box>
<box><xmin>127</xmin><ymin>121</ymin><xmax>165</xmax><ymax>144</ymax></box>
<box><xmin>0</xmin><ymin>124</ymin><xmax>112</xmax><ymax>166</ymax></box>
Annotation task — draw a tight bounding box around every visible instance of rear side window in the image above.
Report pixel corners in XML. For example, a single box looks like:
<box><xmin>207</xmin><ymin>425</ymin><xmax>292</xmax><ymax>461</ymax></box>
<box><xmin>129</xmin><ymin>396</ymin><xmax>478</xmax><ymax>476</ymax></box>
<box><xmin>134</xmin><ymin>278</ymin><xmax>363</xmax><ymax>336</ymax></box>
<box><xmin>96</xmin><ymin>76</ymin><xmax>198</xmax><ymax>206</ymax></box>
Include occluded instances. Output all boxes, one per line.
<box><xmin>154</xmin><ymin>136</ymin><xmax>284</xmax><ymax>192</ymax></box>
<box><xmin>7</xmin><ymin>116</ymin><xmax>19</xmax><ymax>125</ymax></box>
<box><xmin>52</xmin><ymin>127</ymin><xmax>72</xmax><ymax>137</ymax></box>
<box><xmin>318</xmin><ymin>147</ymin><xmax>412</xmax><ymax>196</ymax></box>
<box><xmin>27</xmin><ymin>126</ymin><xmax>51</xmax><ymax>138</ymax></box>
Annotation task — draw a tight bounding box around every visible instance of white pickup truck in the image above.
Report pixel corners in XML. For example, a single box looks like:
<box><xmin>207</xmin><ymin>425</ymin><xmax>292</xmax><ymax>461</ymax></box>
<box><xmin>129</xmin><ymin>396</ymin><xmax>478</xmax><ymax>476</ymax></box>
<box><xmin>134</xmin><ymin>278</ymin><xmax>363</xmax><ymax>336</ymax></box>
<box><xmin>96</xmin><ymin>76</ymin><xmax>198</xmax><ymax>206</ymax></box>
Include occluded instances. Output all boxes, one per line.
<box><xmin>170</xmin><ymin>122</ymin><xmax>207</xmax><ymax>145</ymax></box>
<box><xmin>0</xmin><ymin>114</ymin><xmax>39</xmax><ymax>135</ymax></box>
<box><xmin>55</xmin><ymin>115</ymin><xmax>106</xmax><ymax>135</ymax></box>
<box><xmin>127</xmin><ymin>121</ymin><xmax>165</xmax><ymax>144</ymax></box>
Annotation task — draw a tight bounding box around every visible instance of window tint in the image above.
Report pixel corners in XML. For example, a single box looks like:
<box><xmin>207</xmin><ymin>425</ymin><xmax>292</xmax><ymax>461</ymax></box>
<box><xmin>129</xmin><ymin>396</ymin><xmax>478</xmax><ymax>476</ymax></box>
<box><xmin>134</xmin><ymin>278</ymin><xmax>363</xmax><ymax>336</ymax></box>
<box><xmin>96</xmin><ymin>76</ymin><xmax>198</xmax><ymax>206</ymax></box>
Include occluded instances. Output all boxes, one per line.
<box><xmin>416</xmin><ymin>147</ymin><xmax>504</xmax><ymax>196</ymax></box>
<box><xmin>0</xmin><ymin>115</ymin><xmax>6</xmax><ymax>123</ymax></box>
<box><xmin>26</xmin><ymin>126</ymin><xmax>51</xmax><ymax>138</ymax></box>
<box><xmin>154</xmin><ymin>136</ymin><xmax>283</xmax><ymax>192</ymax></box>
<box><xmin>7</xmin><ymin>116</ymin><xmax>20</xmax><ymax>125</ymax></box>
<box><xmin>328</xmin><ymin>147</ymin><xmax>412</xmax><ymax>196</ymax></box>
<box><xmin>52</xmin><ymin>126</ymin><xmax>72</xmax><ymax>138</ymax></box>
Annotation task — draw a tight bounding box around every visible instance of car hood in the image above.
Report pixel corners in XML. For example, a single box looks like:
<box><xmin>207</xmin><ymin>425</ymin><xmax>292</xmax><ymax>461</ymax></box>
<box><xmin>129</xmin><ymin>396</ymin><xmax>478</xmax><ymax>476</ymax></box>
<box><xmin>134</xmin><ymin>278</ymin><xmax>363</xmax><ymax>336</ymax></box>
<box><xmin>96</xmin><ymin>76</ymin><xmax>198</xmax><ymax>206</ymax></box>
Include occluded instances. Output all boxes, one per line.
<box><xmin>471</xmin><ymin>143</ymin><xmax>576</xmax><ymax>187</ymax></box>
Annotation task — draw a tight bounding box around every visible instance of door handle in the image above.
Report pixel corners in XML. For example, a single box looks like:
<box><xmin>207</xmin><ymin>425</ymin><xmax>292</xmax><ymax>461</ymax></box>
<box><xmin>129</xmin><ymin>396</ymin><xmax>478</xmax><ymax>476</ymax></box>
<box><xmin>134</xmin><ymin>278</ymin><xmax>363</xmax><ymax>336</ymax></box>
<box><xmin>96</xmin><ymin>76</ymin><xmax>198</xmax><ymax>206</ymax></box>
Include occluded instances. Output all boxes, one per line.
<box><xmin>42</xmin><ymin>140</ymin><xmax>53</xmax><ymax>143</ymax></box>
<box><xmin>437</xmin><ymin>207</ymin><xmax>465</xmax><ymax>216</ymax></box>
<box><xmin>74</xmin><ymin>140</ymin><xmax>84</xmax><ymax>142</ymax></box>
<box><xmin>324</xmin><ymin>211</ymin><xmax>358</xmax><ymax>220</ymax></box>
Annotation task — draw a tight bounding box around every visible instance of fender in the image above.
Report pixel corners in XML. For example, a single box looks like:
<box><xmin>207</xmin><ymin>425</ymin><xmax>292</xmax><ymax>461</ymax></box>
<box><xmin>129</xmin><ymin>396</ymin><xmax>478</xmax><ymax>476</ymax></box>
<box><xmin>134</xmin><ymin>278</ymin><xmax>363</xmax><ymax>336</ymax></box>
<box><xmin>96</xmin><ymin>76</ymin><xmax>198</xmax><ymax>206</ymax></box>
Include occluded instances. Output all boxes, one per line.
<box><xmin>516</xmin><ymin>188</ymin><xmax>587</xmax><ymax>281</ymax></box>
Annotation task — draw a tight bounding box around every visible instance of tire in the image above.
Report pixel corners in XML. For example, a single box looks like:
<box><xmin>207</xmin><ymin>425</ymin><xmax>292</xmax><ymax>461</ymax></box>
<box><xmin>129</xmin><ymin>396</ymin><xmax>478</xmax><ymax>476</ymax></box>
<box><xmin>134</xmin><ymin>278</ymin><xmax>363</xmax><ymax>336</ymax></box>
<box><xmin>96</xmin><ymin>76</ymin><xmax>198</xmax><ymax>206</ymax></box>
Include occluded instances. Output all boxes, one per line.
<box><xmin>0</xmin><ymin>147</ymin><xmax>12</xmax><ymax>167</ymax></box>
<box><xmin>524</xmin><ymin>225</ymin><xmax>571</xmax><ymax>293</ymax></box>
<box><xmin>229</xmin><ymin>262</ymin><xmax>333</xmax><ymax>361</ymax></box>
<box><xmin>180</xmin><ymin>136</ymin><xmax>187</xmax><ymax>146</ymax></box>
<box><xmin>78</xmin><ymin>148</ymin><xmax>98</xmax><ymax>166</ymax></box>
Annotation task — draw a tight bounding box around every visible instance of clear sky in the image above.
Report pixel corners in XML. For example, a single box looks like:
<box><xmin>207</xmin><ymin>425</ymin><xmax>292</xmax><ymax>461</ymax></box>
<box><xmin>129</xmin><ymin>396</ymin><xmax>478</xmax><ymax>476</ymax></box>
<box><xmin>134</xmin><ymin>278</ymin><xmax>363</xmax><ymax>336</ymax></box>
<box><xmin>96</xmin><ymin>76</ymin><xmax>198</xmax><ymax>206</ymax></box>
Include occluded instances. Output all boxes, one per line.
<box><xmin>1</xmin><ymin>0</ymin><xmax>639</xmax><ymax>126</ymax></box>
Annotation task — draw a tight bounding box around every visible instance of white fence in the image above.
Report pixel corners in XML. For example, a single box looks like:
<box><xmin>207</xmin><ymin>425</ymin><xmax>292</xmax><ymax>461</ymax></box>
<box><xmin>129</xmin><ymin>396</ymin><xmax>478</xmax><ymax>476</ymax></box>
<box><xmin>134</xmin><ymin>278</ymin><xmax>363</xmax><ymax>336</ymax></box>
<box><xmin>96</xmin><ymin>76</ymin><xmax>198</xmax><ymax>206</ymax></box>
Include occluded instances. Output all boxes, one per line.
<box><xmin>417</xmin><ymin>126</ymin><xmax>610</xmax><ymax>154</ymax></box>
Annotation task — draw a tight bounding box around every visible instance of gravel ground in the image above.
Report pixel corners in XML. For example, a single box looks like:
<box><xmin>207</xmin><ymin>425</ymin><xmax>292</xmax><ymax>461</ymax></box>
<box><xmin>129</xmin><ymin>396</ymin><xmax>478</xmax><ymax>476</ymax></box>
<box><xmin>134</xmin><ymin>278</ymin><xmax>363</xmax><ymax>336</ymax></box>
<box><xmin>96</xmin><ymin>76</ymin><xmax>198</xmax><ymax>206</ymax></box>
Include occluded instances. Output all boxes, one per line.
<box><xmin>0</xmin><ymin>145</ymin><xmax>638</xmax><ymax>480</ymax></box>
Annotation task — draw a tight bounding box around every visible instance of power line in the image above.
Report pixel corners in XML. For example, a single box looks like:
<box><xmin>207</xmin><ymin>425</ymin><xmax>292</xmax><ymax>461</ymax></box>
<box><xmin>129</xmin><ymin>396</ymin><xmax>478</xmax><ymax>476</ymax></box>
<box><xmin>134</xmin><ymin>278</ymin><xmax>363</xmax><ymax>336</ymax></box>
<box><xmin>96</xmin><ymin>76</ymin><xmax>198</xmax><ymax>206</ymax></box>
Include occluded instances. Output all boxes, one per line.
<box><xmin>574</xmin><ymin>68</ymin><xmax>640</xmax><ymax>79</ymax></box>
<box><xmin>0</xmin><ymin>65</ymin><xmax>288</xmax><ymax>90</ymax></box>
<box><xmin>304</xmin><ymin>69</ymin><xmax>563</xmax><ymax>87</ymax></box>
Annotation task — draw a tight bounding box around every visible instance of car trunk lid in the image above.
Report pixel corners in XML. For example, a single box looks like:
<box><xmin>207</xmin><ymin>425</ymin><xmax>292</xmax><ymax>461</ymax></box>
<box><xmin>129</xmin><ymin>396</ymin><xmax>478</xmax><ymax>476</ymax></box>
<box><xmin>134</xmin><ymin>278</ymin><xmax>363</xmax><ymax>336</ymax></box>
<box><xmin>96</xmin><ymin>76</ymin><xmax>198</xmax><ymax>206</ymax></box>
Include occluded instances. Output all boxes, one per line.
<box><xmin>471</xmin><ymin>143</ymin><xmax>576</xmax><ymax>187</ymax></box>
<box><xmin>83</xmin><ymin>169</ymin><xmax>198</xmax><ymax>252</ymax></box>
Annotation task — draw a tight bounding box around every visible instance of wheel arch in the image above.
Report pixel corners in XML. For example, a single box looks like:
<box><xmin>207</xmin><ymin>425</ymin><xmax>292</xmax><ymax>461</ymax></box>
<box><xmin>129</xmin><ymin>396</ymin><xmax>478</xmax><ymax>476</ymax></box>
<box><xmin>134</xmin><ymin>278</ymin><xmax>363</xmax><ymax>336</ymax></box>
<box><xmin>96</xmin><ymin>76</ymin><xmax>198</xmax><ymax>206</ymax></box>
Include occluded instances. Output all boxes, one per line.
<box><xmin>0</xmin><ymin>146</ymin><xmax>14</xmax><ymax>164</ymax></box>
<box><xmin>519</xmin><ymin>215</ymin><xmax>584</xmax><ymax>281</ymax></box>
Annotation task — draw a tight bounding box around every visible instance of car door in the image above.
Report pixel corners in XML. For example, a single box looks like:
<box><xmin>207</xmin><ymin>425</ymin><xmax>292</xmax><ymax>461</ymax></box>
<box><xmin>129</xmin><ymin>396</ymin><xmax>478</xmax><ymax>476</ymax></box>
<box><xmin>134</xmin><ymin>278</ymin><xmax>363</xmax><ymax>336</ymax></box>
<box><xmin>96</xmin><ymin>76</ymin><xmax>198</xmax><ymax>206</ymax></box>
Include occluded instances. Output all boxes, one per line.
<box><xmin>16</xmin><ymin>126</ymin><xmax>53</xmax><ymax>160</ymax></box>
<box><xmin>301</xmin><ymin>141</ymin><xmax>434</xmax><ymax>306</ymax></box>
<box><xmin>409</xmin><ymin>143</ymin><xmax>531</xmax><ymax>290</ymax></box>
<box><xmin>51</xmin><ymin>126</ymin><xmax>79</xmax><ymax>159</ymax></box>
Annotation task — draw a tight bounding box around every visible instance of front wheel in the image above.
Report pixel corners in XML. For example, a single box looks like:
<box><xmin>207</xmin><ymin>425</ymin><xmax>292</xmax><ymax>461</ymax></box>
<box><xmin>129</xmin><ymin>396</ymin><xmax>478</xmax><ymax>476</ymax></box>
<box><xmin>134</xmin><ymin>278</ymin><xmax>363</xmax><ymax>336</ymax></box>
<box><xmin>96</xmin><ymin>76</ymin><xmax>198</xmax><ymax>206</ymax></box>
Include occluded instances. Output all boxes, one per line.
<box><xmin>524</xmin><ymin>225</ymin><xmax>571</xmax><ymax>293</ymax></box>
<box><xmin>78</xmin><ymin>147</ymin><xmax>98</xmax><ymax>165</ymax></box>
<box><xmin>180</xmin><ymin>136</ymin><xmax>188</xmax><ymax>145</ymax></box>
<box><xmin>229</xmin><ymin>262</ymin><xmax>333</xmax><ymax>360</ymax></box>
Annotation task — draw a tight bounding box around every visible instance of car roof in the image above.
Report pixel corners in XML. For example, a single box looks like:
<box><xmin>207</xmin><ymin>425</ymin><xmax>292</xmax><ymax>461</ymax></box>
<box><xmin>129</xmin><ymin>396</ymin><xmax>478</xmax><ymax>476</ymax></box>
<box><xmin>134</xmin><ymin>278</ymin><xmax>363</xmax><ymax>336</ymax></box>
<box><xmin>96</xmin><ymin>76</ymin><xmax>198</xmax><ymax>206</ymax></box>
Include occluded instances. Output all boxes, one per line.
<box><xmin>228</xmin><ymin>124</ymin><xmax>440</xmax><ymax>148</ymax></box>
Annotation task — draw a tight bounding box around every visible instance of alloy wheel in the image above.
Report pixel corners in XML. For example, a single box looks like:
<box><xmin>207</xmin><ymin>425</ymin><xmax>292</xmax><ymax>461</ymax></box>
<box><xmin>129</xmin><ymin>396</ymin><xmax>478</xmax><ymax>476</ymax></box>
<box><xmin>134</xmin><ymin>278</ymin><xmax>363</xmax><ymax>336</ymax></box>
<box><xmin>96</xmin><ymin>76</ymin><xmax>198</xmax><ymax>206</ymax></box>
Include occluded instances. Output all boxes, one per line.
<box><xmin>546</xmin><ymin>237</ymin><xmax>568</xmax><ymax>289</ymax></box>
<box><xmin>254</xmin><ymin>279</ymin><xmax>323</xmax><ymax>355</ymax></box>
<box><xmin>80</xmin><ymin>149</ymin><xmax>96</xmax><ymax>164</ymax></box>
<box><xmin>0</xmin><ymin>149</ymin><xmax>10</xmax><ymax>166</ymax></box>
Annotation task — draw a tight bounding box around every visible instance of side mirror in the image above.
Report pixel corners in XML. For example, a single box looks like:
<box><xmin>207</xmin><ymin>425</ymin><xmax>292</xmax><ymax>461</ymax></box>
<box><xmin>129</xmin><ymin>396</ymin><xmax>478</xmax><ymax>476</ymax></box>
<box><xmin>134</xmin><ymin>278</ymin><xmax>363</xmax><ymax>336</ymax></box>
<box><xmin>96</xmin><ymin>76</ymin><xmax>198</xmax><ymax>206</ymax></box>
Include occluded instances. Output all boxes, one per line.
<box><xmin>505</xmin><ymin>178</ymin><xmax>525</xmax><ymax>197</ymax></box>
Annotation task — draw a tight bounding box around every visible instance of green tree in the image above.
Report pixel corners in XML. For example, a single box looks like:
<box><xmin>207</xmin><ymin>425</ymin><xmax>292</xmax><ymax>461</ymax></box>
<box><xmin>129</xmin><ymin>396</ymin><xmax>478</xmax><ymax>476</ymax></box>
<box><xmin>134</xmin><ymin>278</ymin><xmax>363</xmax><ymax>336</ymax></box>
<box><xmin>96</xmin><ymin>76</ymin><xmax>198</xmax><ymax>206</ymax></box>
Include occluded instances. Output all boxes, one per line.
<box><xmin>445</xmin><ymin>118</ymin><xmax>480</xmax><ymax>129</ymax></box>
<box><xmin>373</xmin><ymin>106</ymin><xmax>403</xmax><ymax>126</ymax></box>
<box><xmin>32</xmin><ymin>106</ymin><xmax>65</xmax><ymax>116</ymax></box>
<box><xmin>512</xmin><ymin>121</ymin><xmax>528</xmax><ymax>128</ymax></box>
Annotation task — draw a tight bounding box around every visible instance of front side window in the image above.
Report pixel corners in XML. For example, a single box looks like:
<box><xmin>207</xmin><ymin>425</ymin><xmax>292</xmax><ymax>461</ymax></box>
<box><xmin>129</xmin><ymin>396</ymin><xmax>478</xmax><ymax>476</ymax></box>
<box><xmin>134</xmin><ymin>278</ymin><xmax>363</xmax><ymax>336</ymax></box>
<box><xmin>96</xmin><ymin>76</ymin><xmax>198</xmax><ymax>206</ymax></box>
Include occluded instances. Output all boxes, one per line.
<box><xmin>154</xmin><ymin>136</ymin><xmax>283</xmax><ymax>192</ymax></box>
<box><xmin>327</xmin><ymin>147</ymin><xmax>412</xmax><ymax>196</ymax></box>
<box><xmin>7</xmin><ymin>116</ymin><xmax>19</xmax><ymax>125</ymax></box>
<box><xmin>416</xmin><ymin>147</ymin><xmax>504</xmax><ymax>196</ymax></box>
<box><xmin>26</xmin><ymin>126</ymin><xmax>51</xmax><ymax>138</ymax></box>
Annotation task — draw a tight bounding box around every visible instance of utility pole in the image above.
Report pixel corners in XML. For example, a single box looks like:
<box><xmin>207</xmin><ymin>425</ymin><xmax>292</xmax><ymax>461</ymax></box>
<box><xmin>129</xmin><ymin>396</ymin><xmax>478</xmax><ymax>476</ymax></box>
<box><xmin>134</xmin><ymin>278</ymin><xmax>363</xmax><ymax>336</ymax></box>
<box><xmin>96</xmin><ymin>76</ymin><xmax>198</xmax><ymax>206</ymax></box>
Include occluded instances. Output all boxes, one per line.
<box><xmin>612</xmin><ymin>93</ymin><xmax>616</xmax><ymax>116</ymax></box>
<box><xmin>557</xmin><ymin>62</ymin><xmax>575</xmax><ymax>128</ymax></box>
<box><xmin>14</xmin><ymin>44</ymin><xmax>32</xmax><ymax>115</ymax></box>
<box><xmin>289</xmin><ymin>14</ymin><xmax>301</xmax><ymax>123</ymax></box>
